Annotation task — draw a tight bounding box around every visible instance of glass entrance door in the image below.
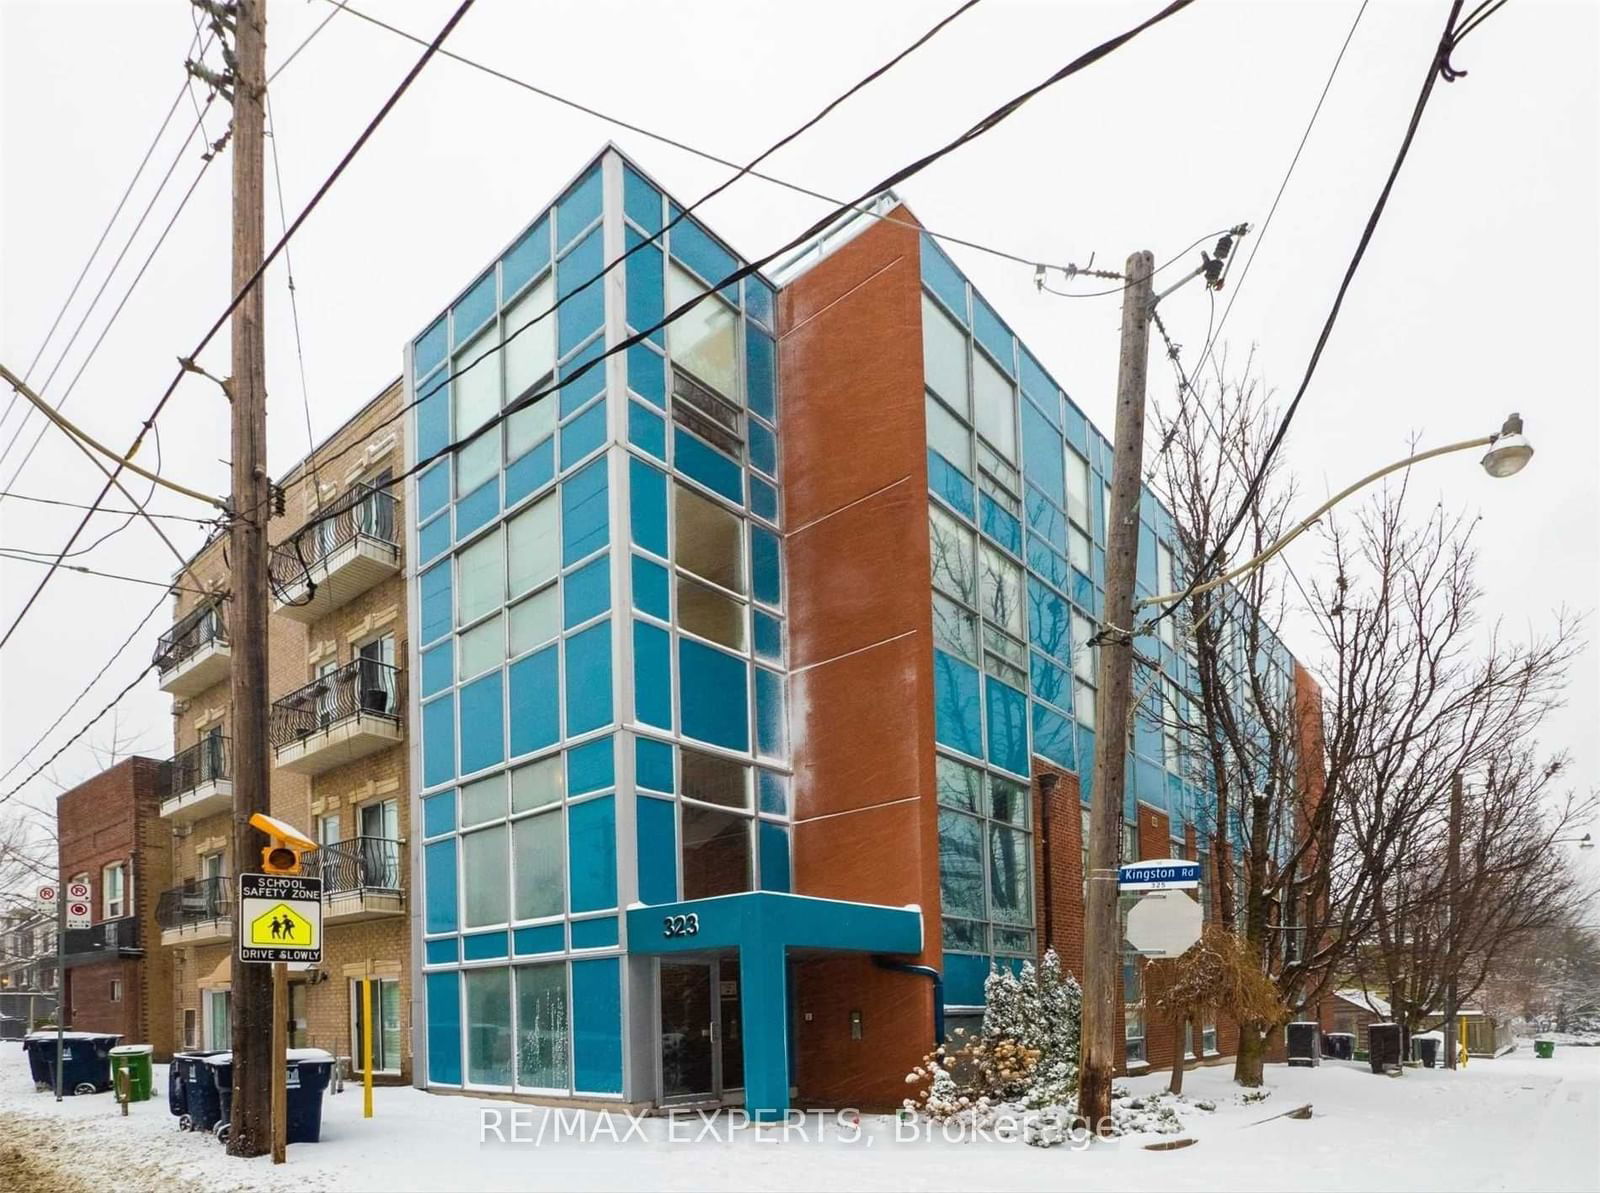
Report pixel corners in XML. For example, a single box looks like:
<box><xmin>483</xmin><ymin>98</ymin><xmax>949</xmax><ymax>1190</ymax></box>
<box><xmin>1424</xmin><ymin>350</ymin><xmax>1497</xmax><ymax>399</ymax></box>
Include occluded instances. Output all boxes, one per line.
<box><xmin>660</xmin><ymin>960</ymin><xmax>715</xmax><ymax>1101</ymax></box>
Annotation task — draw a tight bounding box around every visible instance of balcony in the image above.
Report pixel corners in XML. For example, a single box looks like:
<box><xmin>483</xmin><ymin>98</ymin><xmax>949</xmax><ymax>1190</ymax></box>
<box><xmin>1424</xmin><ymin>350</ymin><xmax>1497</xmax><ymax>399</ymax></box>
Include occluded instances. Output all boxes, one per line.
<box><xmin>155</xmin><ymin>600</ymin><xmax>230</xmax><ymax>697</ymax></box>
<box><xmin>307</xmin><ymin>837</ymin><xmax>405</xmax><ymax>924</ymax></box>
<box><xmin>270</xmin><ymin>659</ymin><xmax>403</xmax><ymax>776</ymax></box>
<box><xmin>162</xmin><ymin>737</ymin><xmax>232</xmax><ymax>823</ymax></box>
<box><xmin>156</xmin><ymin>876</ymin><xmax>232</xmax><ymax>946</ymax></box>
<box><xmin>270</xmin><ymin>485</ymin><xmax>400</xmax><ymax>623</ymax></box>
<box><xmin>61</xmin><ymin>916</ymin><xmax>142</xmax><ymax>968</ymax></box>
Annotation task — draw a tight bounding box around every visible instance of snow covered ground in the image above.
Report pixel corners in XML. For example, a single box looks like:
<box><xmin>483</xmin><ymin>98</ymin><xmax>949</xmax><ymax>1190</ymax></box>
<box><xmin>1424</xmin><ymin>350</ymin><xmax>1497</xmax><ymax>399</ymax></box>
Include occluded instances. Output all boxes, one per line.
<box><xmin>3</xmin><ymin>1044</ymin><xmax>1597</xmax><ymax>1192</ymax></box>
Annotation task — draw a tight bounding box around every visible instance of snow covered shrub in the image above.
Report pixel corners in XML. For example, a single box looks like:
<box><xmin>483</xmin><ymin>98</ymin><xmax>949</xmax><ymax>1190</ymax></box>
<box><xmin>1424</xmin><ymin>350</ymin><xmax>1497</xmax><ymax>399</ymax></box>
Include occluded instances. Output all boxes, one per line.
<box><xmin>903</xmin><ymin>950</ymin><xmax>1083</xmax><ymax>1119</ymax></box>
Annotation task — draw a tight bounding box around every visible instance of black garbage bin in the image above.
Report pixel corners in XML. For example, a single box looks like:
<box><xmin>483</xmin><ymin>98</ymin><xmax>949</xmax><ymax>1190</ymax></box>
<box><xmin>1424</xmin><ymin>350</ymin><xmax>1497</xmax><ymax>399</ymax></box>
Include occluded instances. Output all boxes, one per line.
<box><xmin>1287</xmin><ymin>1021</ymin><xmax>1321</xmax><ymax>1068</ymax></box>
<box><xmin>207</xmin><ymin>1053</ymin><xmax>236</xmax><ymax>1142</ymax></box>
<box><xmin>23</xmin><ymin>1031</ymin><xmax>122</xmax><ymax>1094</ymax></box>
<box><xmin>1322</xmin><ymin>1032</ymin><xmax>1354</xmax><ymax>1061</ymax></box>
<box><xmin>1369</xmin><ymin>1023</ymin><xmax>1402</xmax><ymax>1073</ymax></box>
<box><xmin>285</xmin><ymin>1049</ymin><xmax>336</xmax><ymax>1144</ymax></box>
<box><xmin>1417</xmin><ymin>1036</ymin><xmax>1440</xmax><ymax>1068</ymax></box>
<box><xmin>170</xmin><ymin>1050</ymin><xmax>227</xmax><ymax>1130</ymax></box>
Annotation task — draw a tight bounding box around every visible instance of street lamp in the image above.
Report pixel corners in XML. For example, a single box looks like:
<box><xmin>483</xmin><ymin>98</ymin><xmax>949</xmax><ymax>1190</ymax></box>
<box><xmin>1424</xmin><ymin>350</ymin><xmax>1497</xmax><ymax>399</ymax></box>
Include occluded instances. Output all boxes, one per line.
<box><xmin>1140</xmin><ymin>413</ymin><xmax>1535</xmax><ymax>608</ymax></box>
<box><xmin>1554</xmin><ymin>833</ymin><xmax>1594</xmax><ymax>850</ymax></box>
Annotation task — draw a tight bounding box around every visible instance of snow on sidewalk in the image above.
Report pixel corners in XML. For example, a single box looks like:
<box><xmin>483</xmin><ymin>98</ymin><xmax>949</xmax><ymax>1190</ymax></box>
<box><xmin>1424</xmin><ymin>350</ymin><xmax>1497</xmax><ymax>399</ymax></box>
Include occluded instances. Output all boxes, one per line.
<box><xmin>2</xmin><ymin>1044</ymin><xmax>1597</xmax><ymax>1192</ymax></box>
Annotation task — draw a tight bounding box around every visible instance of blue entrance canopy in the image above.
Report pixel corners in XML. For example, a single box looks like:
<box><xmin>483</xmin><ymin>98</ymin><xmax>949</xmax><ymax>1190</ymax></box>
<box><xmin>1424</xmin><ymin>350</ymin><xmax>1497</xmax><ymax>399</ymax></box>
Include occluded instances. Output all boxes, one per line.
<box><xmin>626</xmin><ymin>892</ymin><xmax>923</xmax><ymax>1120</ymax></box>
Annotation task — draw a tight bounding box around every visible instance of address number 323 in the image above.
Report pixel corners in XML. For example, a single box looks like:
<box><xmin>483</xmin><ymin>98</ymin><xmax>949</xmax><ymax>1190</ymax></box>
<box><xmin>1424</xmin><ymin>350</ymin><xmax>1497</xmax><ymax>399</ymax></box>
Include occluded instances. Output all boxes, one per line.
<box><xmin>662</xmin><ymin>913</ymin><xmax>700</xmax><ymax>938</ymax></box>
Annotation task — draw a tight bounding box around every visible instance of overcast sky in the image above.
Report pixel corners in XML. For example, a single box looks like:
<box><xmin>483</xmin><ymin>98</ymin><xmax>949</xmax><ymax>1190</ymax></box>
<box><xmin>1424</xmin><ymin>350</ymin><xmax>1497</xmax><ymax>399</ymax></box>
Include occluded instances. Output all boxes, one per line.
<box><xmin>1</xmin><ymin>1</ymin><xmax>1595</xmax><ymax>872</ymax></box>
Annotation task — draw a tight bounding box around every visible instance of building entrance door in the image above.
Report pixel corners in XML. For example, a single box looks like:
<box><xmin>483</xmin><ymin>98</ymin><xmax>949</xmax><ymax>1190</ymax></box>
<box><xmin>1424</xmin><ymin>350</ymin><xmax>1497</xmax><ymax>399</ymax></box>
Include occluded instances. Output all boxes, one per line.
<box><xmin>660</xmin><ymin>960</ymin><xmax>714</xmax><ymax>1102</ymax></box>
<box><xmin>658</xmin><ymin>955</ymin><xmax>743</xmax><ymax>1105</ymax></box>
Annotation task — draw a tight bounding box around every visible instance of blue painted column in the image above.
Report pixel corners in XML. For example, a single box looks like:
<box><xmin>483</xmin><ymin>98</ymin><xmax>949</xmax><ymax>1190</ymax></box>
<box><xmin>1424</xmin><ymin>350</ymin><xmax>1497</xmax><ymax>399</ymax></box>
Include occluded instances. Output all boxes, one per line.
<box><xmin>738</xmin><ymin>939</ymin><xmax>790</xmax><ymax>1122</ymax></box>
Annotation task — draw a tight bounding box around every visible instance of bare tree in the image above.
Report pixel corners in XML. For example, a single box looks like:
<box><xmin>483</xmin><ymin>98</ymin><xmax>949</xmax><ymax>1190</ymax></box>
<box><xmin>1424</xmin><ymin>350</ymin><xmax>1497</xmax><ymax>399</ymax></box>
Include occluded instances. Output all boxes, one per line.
<box><xmin>1148</xmin><ymin>356</ymin><xmax>1346</xmax><ymax>1086</ymax></box>
<box><xmin>1305</xmin><ymin>477</ymin><xmax>1587</xmax><ymax>1056</ymax></box>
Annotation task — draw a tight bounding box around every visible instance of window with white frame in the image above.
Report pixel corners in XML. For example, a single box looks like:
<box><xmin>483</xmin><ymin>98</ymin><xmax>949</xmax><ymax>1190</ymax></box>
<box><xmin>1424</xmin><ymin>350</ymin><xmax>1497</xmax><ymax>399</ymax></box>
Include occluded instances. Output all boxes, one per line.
<box><xmin>101</xmin><ymin>863</ymin><xmax>126</xmax><ymax>919</ymax></box>
<box><xmin>1162</xmin><ymin>677</ymin><xmax>1183</xmax><ymax>771</ymax></box>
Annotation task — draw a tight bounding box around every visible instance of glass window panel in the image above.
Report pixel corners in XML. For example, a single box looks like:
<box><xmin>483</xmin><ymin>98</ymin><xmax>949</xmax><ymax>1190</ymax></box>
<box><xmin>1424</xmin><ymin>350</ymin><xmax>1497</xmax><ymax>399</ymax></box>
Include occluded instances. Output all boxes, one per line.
<box><xmin>508</xmin><ymin>586</ymin><xmax>559</xmax><ymax>656</ymax></box>
<box><xmin>925</xmin><ymin>392</ymin><xmax>971</xmax><ymax>474</ymax></box>
<box><xmin>921</xmin><ymin>293</ymin><xmax>969</xmax><ymax>417</ymax></box>
<box><xmin>462</xmin><ymin>824</ymin><xmax>509</xmax><ymax>927</ymax></box>
<box><xmin>937</xmin><ymin>809</ymin><xmax>984</xmax><ymax>919</ymax></box>
<box><xmin>973</xmin><ymin>350</ymin><xmax>1016</xmax><ymax>461</ymax></box>
<box><xmin>513</xmin><ymin>810</ymin><xmax>564</xmax><ymax>920</ymax></box>
<box><xmin>1075</xmin><ymin>679</ymin><xmax>1097</xmax><ymax>725</ymax></box>
<box><xmin>507</xmin><ymin>388</ymin><xmax>556</xmax><ymax>465</ymax></box>
<box><xmin>677</xmin><ymin>574</ymin><xmax>746</xmax><ymax>650</ymax></box>
<box><xmin>456</xmin><ymin>430</ymin><xmax>499</xmax><ymax>498</ymax></box>
<box><xmin>932</xmin><ymin>592</ymin><xmax>978</xmax><ymax>663</ymax></box>
<box><xmin>457</xmin><ymin>532</ymin><xmax>505</xmax><ymax>626</ymax></box>
<box><xmin>674</xmin><ymin>484</ymin><xmax>744</xmax><ymax>594</ymax></box>
<box><xmin>989</xmin><ymin>824</ymin><xmax>1031</xmax><ymax>923</ymax></box>
<box><xmin>980</xmin><ymin>543</ymin><xmax>1024</xmax><ymax>639</ymax></box>
<box><xmin>1072</xmin><ymin>610</ymin><xmax>1097</xmax><ymax>682</ymax></box>
<box><xmin>929</xmin><ymin>504</ymin><xmax>975</xmax><ymax>604</ymax></box>
<box><xmin>1069</xmin><ymin>525</ymin><xmax>1091</xmax><ymax>573</ymax></box>
<box><xmin>665</xmin><ymin>262</ymin><xmax>738</xmax><ymax>399</ymax></box>
<box><xmin>516</xmin><ymin>963</ymin><xmax>569</xmax><ymax>1091</ymax></box>
<box><xmin>453</xmin><ymin>325</ymin><xmax>500</xmax><ymax>439</ymax></box>
<box><xmin>680</xmin><ymin>803</ymin><xmax>752</xmax><ymax>900</ymax></box>
<box><xmin>507</xmin><ymin>496</ymin><xmax>557</xmax><ymax>598</ymax></box>
<box><xmin>504</xmin><ymin>277</ymin><xmax>555</xmax><ymax>403</ymax></box>
<box><xmin>458</xmin><ymin>614</ymin><xmax>503</xmax><ymax>679</ymax></box>
<box><xmin>988</xmin><ymin>775</ymin><xmax>1029</xmax><ymax>826</ymax></box>
<box><xmin>460</xmin><ymin>773</ymin><xmax>507</xmax><ymax>828</ymax></box>
<box><xmin>465</xmin><ymin>968</ymin><xmax>513</xmax><ymax>1086</ymax></box>
<box><xmin>681</xmin><ymin>747</ymin><xmax>750</xmax><ymax>809</ymax></box>
<box><xmin>511</xmin><ymin>754</ymin><xmax>563</xmax><ymax>813</ymax></box>
<box><xmin>936</xmin><ymin>755</ymin><xmax>982</xmax><ymax>812</ymax></box>
<box><xmin>943</xmin><ymin>918</ymin><xmax>985</xmax><ymax>952</ymax></box>
<box><xmin>1066</xmin><ymin>449</ymin><xmax>1090</xmax><ymax>527</ymax></box>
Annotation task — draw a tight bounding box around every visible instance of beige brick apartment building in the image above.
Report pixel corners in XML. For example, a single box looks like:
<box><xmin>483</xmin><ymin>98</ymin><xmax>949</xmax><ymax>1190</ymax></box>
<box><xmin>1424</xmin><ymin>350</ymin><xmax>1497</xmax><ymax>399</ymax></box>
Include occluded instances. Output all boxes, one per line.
<box><xmin>153</xmin><ymin>379</ymin><xmax>411</xmax><ymax>1080</ymax></box>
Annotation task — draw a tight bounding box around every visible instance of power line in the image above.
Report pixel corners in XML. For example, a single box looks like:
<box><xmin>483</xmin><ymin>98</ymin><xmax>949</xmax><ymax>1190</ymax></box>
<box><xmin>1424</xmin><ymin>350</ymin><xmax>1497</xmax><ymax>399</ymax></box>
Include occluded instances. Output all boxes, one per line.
<box><xmin>274</xmin><ymin>0</ymin><xmax>1199</xmax><ymax>526</ymax></box>
<box><xmin>0</xmin><ymin>3</ymin><xmax>343</xmax><ymax>505</ymax></box>
<box><xmin>324</xmin><ymin>0</ymin><xmax>1104</xmax><ymax>278</ymax></box>
<box><xmin>0</xmin><ymin>550</ymin><xmax>213</xmax><ymax>595</ymax></box>
<box><xmin>0</xmin><ymin>0</ymin><xmax>480</xmax><ymax>654</ymax></box>
<box><xmin>0</xmin><ymin>490</ymin><xmax>217</xmax><ymax>525</ymax></box>
<box><xmin>1186</xmin><ymin>0</ymin><xmax>1370</xmax><ymax>392</ymax></box>
<box><xmin>1144</xmin><ymin>0</ymin><xmax>1483</xmax><ymax>636</ymax></box>
<box><xmin>0</xmin><ymin>20</ymin><xmax>215</xmax><ymax>449</ymax></box>
<box><xmin>0</xmin><ymin>665</ymin><xmax>157</xmax><ymax>809</ymax></box>
<box><xmin>0</xmin><ymin>590</ymin><xmax>170</xmax><ymax>787</ymax></box>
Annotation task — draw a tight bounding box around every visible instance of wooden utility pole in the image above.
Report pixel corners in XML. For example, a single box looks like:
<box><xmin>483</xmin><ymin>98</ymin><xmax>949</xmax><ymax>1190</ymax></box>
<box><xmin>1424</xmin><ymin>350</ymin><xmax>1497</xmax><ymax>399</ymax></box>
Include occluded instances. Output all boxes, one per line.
<box><xmin>1077</xmin><ymin>250</ymin><xmax>1154</xmax><ymax>1134</ymax></box>
<box><xmin>226</xmin><ymin>0</ymin><xmax>274</xmax><ymax>1160</ymax></box>
<box><xmin>1444</xmin><ymin>771</ymin><xmax>1463</xmax><ymax>1070</ymax></box>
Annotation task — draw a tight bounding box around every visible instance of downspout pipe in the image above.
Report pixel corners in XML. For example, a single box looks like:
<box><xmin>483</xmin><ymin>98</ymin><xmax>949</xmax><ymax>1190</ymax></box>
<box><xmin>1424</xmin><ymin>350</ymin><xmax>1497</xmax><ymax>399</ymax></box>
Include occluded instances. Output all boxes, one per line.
<box><xmin>874</xmin><ymin>957</ymin><xmax>944</xmax><ymax>1046</ymax></box>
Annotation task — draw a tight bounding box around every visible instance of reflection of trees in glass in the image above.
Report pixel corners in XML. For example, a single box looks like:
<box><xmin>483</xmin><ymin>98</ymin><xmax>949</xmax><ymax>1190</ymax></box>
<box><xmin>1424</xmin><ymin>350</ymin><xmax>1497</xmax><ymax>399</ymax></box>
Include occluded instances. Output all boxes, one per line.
<box><xmin>938</xmin><ymin>809</ymin><xmax>984</xmax><ymax>919</ymax></box>
<box><xmin>516</xmin><ymin>964</ymin><xmax>569</xmax><ymax>1090</ymax></box>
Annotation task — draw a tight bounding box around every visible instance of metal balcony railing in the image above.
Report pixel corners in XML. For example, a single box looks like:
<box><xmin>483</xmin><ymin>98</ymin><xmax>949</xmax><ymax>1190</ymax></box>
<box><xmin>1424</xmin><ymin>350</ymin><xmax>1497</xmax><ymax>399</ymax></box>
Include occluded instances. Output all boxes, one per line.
<box><xmin>154</xmin><ymin>600</ymin><xmax>227</xmax><ymax>673</ymax></box>
<box><xmin>305</xmin><ymin>837</ymin><xmax>404</xmax><ymax>896</ymax></box>
<box><xmin>62</xmin><ymin>916</ymin><xmax>140</xmax><ymax>957</ymax></box>
<box><xmin>269</xmin><ymin>659</ymin><xmax>403</xmax><ymax>752</ymax></box>
<box><xmin>268</xmin><ymin>483</ymin><xmax>398</xmax><ymax>595</ymax></box>
<box><xmin>169</xmin><ymin>736</ymin><xmax>230</xmax><ymax>799</ymax></box>
<box><xmin>156</xmin><ymin>876</ymin><xmax>232</xmax><ymax>931</ymax></box>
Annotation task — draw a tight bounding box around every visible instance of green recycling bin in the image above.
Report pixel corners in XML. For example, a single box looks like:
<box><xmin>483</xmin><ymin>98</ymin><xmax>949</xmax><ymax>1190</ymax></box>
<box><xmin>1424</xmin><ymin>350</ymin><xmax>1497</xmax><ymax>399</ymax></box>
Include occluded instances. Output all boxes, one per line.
<box><xmin>109</xmin><ymin>1044</ymin><xmax>155</xmax><ymax>1102</ymax></box>
<box><xmin>1534</xmin><ymin>1039</ymin><xmax>1555</xmax><ymax>1059</ymax></box>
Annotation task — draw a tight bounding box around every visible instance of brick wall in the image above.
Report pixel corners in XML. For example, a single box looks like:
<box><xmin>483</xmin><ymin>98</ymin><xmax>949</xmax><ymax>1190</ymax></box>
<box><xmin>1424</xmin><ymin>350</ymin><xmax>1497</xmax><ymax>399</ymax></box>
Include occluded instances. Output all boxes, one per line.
<box><xmin>57</xmin><ymin>756</ymin><xmax>174</xmax><ymax>1056</ymax></box>
<box><xmin>161</xmin><ymin>379</ymin><xmax>412</xmax><ymax>1076</ymax></box>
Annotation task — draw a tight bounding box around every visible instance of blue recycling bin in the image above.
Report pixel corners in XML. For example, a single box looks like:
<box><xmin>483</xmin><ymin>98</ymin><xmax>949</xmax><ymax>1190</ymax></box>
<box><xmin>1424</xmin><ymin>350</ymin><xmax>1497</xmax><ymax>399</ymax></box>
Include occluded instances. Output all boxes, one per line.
<box><xmin>285</xmin><ymin>1050</ymin><xmax>336</xmax><ymax>1144</ymax></box>
<box><xmin>205</xmin><ymin>1049</ymin><xmax>335</xmax><ymax>1145</ymax></box>
<box><xmin>23</xmin><ymin>1031</ymin><xmax>122</xmax><ymax>1094</ymax></box>
<box><xmin>169</xmin><ymin>1050</ymin><xmax>227</xmax><ymax>1130</ymax></box>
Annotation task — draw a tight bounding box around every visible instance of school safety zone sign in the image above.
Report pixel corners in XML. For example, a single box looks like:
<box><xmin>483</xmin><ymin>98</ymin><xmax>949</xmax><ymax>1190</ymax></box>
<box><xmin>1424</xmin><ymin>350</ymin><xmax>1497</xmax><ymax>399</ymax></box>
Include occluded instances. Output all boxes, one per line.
<box><xmin>237</xmin><ymin>873</ymin><xmax>322</xmax><ymax>964</ymax></box>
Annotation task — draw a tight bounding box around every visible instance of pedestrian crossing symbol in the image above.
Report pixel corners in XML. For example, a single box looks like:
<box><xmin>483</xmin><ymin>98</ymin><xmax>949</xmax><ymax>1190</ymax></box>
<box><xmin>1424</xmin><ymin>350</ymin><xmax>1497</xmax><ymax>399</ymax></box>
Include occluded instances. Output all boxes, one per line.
<box><xmin>249</xmin><ymin>904</ymin><xmax>315</xmax><ymax>949</ymax></box>
<box><xmin>237</xmin><ymin>872</ymin><xmax>323</xmax><ymax>964</ymax></box>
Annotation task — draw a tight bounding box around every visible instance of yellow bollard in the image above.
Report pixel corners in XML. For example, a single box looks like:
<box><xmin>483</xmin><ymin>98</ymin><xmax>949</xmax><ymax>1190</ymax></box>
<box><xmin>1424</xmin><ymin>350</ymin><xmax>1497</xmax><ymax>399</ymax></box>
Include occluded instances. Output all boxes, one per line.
<box><xmin>362</xmin><ymin>976</ymin><xmax>374</xmax><ymax>1118</ymax></box>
